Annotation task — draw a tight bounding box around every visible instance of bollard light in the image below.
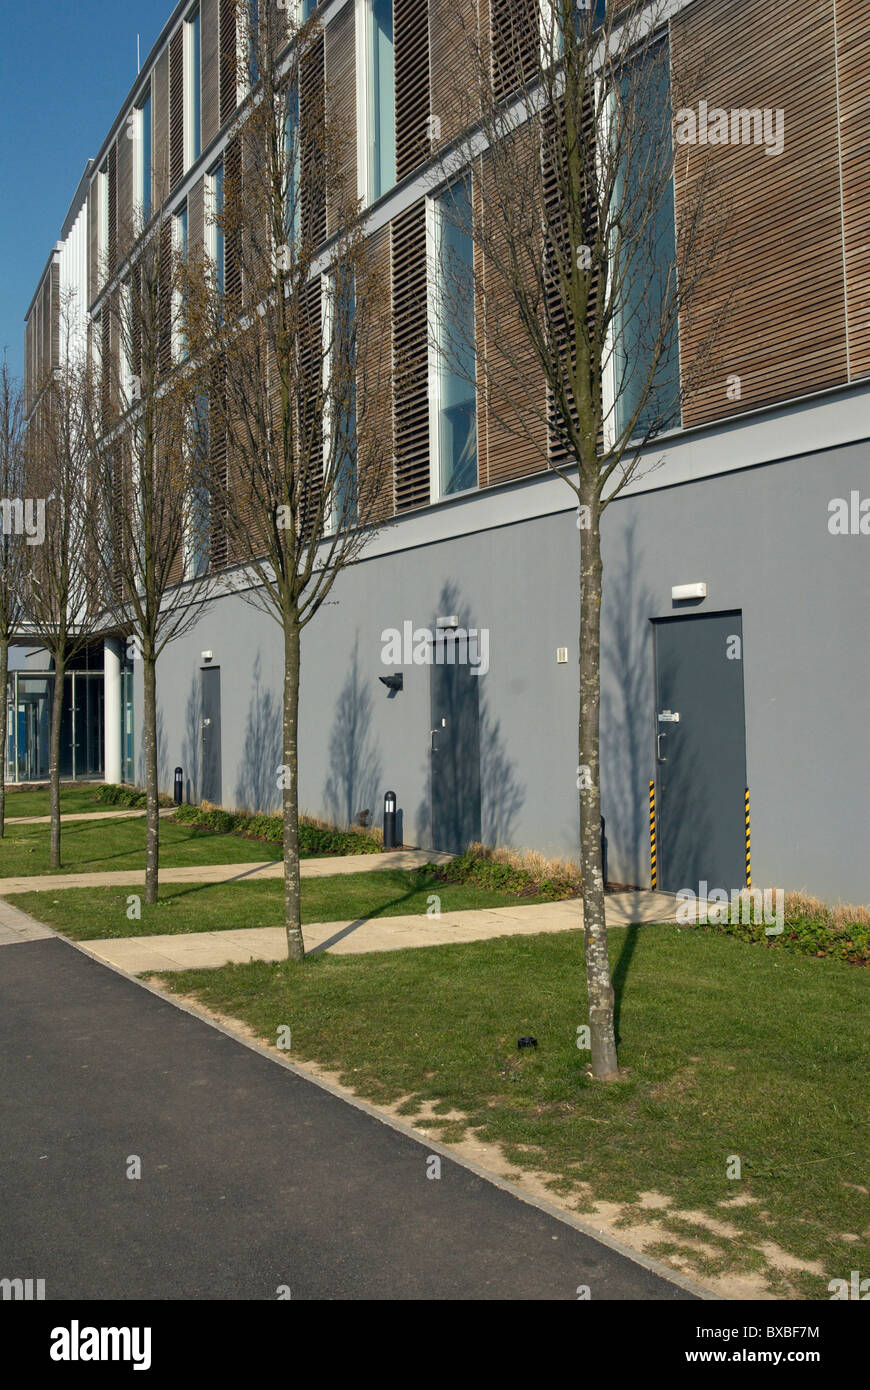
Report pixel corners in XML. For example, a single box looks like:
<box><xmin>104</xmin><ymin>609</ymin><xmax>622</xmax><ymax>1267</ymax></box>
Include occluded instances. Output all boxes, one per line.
<box><xmin>174</xmin><ymin>766</ymin><xmax>183</xmax><ymax>806</ymax></box>
<box><xmin>383</xmin><ymin>790</ymin><xmax>398</xmax><ymax>849</ymax></box>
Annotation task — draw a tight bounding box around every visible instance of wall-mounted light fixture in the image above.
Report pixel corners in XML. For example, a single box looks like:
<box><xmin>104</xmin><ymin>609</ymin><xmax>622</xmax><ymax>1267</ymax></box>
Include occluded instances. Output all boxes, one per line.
<box><xmin>671</xmin><ymin>583</ymin><xmax>707</xmax><ymax>601</ymax></box>
<box><xmin>201</xmin><ymin>650</ymin><xmax>213</xmax><ymax>662</ymax></box>
<box><xmin>379</xmin><ymin>672</ymin><xmax>403</xmax><ymax>695</ymax></box>
<box><xmin>436</xmin><ymin>615</ymin><xmax>459</xmax><ymax>629</ymax></box>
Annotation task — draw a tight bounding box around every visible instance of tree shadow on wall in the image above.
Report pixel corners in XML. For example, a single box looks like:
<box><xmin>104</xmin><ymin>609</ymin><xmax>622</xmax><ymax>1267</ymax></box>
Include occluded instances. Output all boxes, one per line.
<box><xmin>323</xmin><ymin>636</ymin><xmax>383</xmax><ymax>829</ymax></box>
<box><xmin>235</xmin><ymin>652</ymin><xmax>283</xmax><ymax>813</ymax></box>
<box><xmin>414</xmin><ymin>580</ymin><xmax>524</xmax><ymax>853</ymax></box>
<box><xmin>181</xmin><ymin>674</ymin><xmax>201</xmax><ymax>805</ymax></box>
<box><xmin>601</xmin><ymin>518</ymin><xmax>655</xmax><ymax>889</ymax></box>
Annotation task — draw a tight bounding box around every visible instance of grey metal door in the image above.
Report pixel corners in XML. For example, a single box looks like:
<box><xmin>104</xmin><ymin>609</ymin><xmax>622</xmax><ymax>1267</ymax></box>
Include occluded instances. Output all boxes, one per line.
<box><xmin>200</xmin><ymin>667</ymin><xmax>222</xmax><ymax>805</ymax></box>
<box><xmin>430</xmin><ymin>641</ymin><xmax>481</xmax><ymax>855</ymax></box>
<box><xmin>653</xmin><ymin>612</ymin><xmax>747</xmax><ymax>893</ymax></box>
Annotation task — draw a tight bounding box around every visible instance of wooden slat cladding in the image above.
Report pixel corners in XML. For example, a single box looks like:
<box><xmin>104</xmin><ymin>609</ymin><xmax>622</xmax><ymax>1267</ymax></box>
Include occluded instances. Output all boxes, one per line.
<box><xmin>429</xmin><ymin>0</ymin><xmax>477</xmax><ymax>148</ymax></box>
<box><xmin>202</xmin><ymin>0</ymin><xmax>221</xmax><ymax>146</ymax></box>
<box><xmin>117</xmin><ymin>126</ymin><xmax>133</xmax><ymax>253</ymax></box>
<box><xmin>224</xmin><ymin>136</ymin><xmax>243</xmax><ymax>309</ymax></box>
<box><xmin>107</xmin><ymin>142</ymin><xmax>118</xmax><ymax>272</ymax></box>
<box><xmin>298</xmin><ymin>277</ymin><xmax>324</xmax><ymax>541</ymax></box>
<box><xmin>158</xmin><ymin>220</ymin><xmax>173</xmax><ymax>373</ymax></box>
<box><xmin>170</xmin><ymin>25</ymin><xmax>185</xmax><ymax>190</ymax></box>
<box><xmin>673</xmin><ymin>0</ymin><xmax>847</xmax><ymax>427</ymax></box>
<box><xmin>153</xmin><ymin>47</ymin><xmax>170</xmax><ymax>209</ymax></box>
<box><xmin>490</xmin><ymin>0</ymin><xmax>538</xmax><ymax>104</ymax></box>
<box><xmin>50</xmin><ymin>262</ymin><xmax>60</xmax><ymax>369</ymax></box>
<box><xmin>837</xmin><ymin>0</ymin><xmax>870</xmax><ymax>380</ymax></box>
<box><xmin>324</xmin><ymin>0</ymin><xmax>356</xmax><ymax>235</ymax></box>
<box><xmin>394</xmin><ymin>0</ymin><xmax>430</xmax><ymax>180</ymax></box>
<box><xmin>209</xmin><ymin>362</ymin><xmax>229</xmax><ymax>569</ymax></box>
<box><xmin>220</xmin><ymin>0</ymin><xmax>238</xmax><ymax>127</ymax></box>
<box><xmin>300</xmin><ymin>33</ymin><xmax>327</xmax><ymax>248</ymax></box>
<box><xmin>101</xmin><ymin>304</ymin><xmax>112</xmax><ymax>427</ymax></box>
<box><xmin>391</xmin><ymin>199</ymin><xmax>429</xmax><ymax>512</ymax></box>
<box><xmin>475</xmin><ymin>146</ymin><xmax>548</xmax><ymax>488</ymax></box>
<box><xmin>358</xmin><ymin>224</ymin><xmax>394</xmax><ymax>519</ymax></box>
<box><xmin>189</xmin><ymin>177</ymin><xmax>205</xmax><ymax>250</ymax></box>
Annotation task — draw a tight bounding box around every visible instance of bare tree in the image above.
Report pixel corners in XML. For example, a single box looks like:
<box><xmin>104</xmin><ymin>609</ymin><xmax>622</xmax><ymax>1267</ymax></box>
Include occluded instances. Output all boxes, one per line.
<box><xmin>0</xmin><ymin>357</ymin><xmax>28</xmax><ymax>836</ymax></box>
<box><xmin>84</xmin><ymin>215</ymin><xmax>216</xmax><ymax>906</ymax></box>
<box><xmin>184</xmin><ymin>2</ymin><xmax>390</xmax><ymax>961</ymax></box>
<box><xmin>21</xmin><ymin>302</ymin><xmax>102</xmax><ymax>867</ymax></box>
<box><xmin>430</xmin><ymin>0</ymin><xmax>727</xmax><ymax>1077</ymax></box>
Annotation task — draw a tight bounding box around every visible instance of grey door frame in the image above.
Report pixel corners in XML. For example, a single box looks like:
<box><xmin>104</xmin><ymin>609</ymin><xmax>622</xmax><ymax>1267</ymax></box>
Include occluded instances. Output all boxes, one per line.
<box><xmin>200</xmin><ymin>665</ymin><xmax>222</xmax><ymax>806</ymax></box>
<box><xmin>651</xmin><ymin>609</ymin><xmax>748</xmax><ymax>895</ymax></box>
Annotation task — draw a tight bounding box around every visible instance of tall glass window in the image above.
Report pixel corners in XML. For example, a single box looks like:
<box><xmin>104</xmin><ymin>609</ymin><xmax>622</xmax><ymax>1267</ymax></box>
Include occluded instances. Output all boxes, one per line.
<box><xmin>284</xmin><ymin>90</ymin><xmax>300</xmax><ymax>249</ymax></box>
<box><xmin>432</xmin><ymin>177</ymin><xmax>477</xmax><ymax>497</ymax></box>
<box><xmin>330</xmin><ymin>273</ymin><xmax>357</xmax><ymax>529</ymax></box>
<box><xmin>366</xmin><ymin>0</ymin><xmax>395</xmax><ymax>201</ymax></box>
<box><xmin>212</xmin><ymin>162</ymin><xmax>225</xmax><ymax>292</ymax></box>
<box><xmin>613</xmin><ymin>40</ymin><xmax>679</xmax><ymax>440</ymax></box>
<box><xmin>187</xmin><ymin>6</ymin><xmax>201</xmax><ymax>164</ymax></box>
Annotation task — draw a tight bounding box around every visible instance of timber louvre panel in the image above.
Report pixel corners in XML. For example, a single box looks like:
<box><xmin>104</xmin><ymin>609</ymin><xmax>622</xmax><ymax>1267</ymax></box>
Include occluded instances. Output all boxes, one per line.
<box><xmin>394</xmin><ymin>0</ymin><xmax>430</xmax><ymax>181</ymax></box>
<box><xmin>224</xmin><ymin>136</ymin><xmax>243</xmax><ymax>310</ymax></box>
<box><xmin>153</xmin><ymin>47</ymin><xmax>170</xmax><ymax>208</ymax></box>
<box><xmin>189</xmin><ymin>177</ymin><xmax>205</xmax><ymax>250</ymax></box>
<box><xmin>429</xmin><ymin>0</ymin><xmax>477</xmax><ymax>148</ymax></box>
<box><xmin>392</xmin><ymin>200</ymin><xmax>429</xmax><ymax>512</ymax></box>
<box><xmin>298</xmin><ymin>277</ymin><xmax>324</xmax><ymax>542</ymax></box>
<box><xmin>358</xmin><ymin>224</ymin><xmax>394</xmax><ymax>520</ymax></box>
<box><xmin>202</xmin><ymin>0</ymin><xmax>221</xmax><ymax>147</ymax></box>
<box><xmin>837</xmin><ymin>0</ymin><xmax>870</xmax><ymax>380</ymax></box>
<box><xmin>170</xmin><ymin>26</ymin><xmax>185</xmax><ymax>190</ymax></box>
<box><xmin>673</xmin><ymin>0</ymin><xmax>847</xmax><ymax>427</ymax></box>
<box><xmin>220</xmin><ymin>0</ymin><xmax>238</xmax><ymax>127</ymax></box>
<box><xmin>324</xmin><ymin>0</ymin><xmax>356</xmax><ymax>234</ymax></box>
<box><xmin>490</xmin><ymin>0</ymin><xmax>538</xmax><ymax>105</ymax></box>
<box><xmin>107</xmin><ymin>142</ymin><xmax>118</xmax><ymax>272</ymax></box>
<box><xmin>117</xmin><ymin>127</ymin><xmax>133</xmax><ymax>254</ymax></box>
<box><xmin>300</xmin><ymin>34</ymin><xmax>327</xmax><ymax>249</ymax></box>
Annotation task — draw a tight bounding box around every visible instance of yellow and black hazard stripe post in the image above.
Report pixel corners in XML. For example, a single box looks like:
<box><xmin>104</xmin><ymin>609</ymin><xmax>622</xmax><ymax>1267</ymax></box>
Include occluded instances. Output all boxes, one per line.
<box><xmin>649</xmin><ymin>781</ymin><xmax>657</xmax><ymax>889</ymax></box>
<box><xmin>744</xmin><ymin>787</ymin><xmax>751</xmax><ymax>889</ymax></box>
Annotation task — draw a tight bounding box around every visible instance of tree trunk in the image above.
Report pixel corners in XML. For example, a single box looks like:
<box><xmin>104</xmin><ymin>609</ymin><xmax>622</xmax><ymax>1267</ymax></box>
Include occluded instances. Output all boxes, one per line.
<box><xmin>579</xmin><ymin>499</ymin><xmax>619</xmax><ymax>1080</ymax></box>
<box><xmin>282</xmin><ymin>613</ymin><xmax>304</xmax><ymax>962</ymax></box>
<box><xmin>49</xmin><ymin>655</ymin><xmax>65</xmax><ymax>870</ymax></box>
<box><xmin>143</xmin><ymin>654</ymin><xmax>159</xmax><ymax>906</ymax></box>
<box><xmin>0</xmin><ymin>638</ymin><xmax>7</xmax><ymax>838</ymax></box>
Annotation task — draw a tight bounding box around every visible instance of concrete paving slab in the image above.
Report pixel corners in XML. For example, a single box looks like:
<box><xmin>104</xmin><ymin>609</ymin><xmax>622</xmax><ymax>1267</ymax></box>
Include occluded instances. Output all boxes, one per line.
<box><xmin>0</xmin><ymin>847</ymin><xmax>451</xmax><ymax>896</ymax></box>
<box><xmin>80</xmin><ymin>891</ymin><xmax>679</xmax><ymax>974</ymax></box>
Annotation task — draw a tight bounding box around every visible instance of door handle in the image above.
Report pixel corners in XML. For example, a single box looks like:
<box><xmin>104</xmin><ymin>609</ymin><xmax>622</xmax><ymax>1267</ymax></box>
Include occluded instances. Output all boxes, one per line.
<box><xmin>430</xmin><ymin>729</ymin><xmax>440</xmax><ymax>751</ymax></box>
<box><xmin>656</xmin><ymin>732</ymin><xmax>666</xmax><ymax>762</ymax></box>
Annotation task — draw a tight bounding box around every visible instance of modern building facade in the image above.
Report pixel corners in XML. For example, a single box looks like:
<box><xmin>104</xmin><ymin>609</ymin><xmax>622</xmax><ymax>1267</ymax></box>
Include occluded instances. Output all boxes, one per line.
<box><xmin>22</xmin><ymin>0</ymin><xmax>870</xmax><ymax>903</ymax></box>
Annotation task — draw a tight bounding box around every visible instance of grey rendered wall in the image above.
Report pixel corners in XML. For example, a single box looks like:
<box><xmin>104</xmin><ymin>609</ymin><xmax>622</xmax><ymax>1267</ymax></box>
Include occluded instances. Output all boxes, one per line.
<box><xmin>141</xmin><ymin>437</ymin><xmax>870</xmax><ymax>905</ymax></box>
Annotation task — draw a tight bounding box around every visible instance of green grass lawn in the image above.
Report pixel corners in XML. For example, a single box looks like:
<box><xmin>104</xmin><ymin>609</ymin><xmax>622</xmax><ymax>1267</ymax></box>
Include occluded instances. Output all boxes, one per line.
<box><xmin>5</xmin><ymin>868</ymin><xmax>552</xmax><ymax>939</ymax></box>
<box><xmin>0</xmin><ymin>815</ymin><xmax>283</xmax><ymax>877</ymax></box>
<box><xmin>2</xmin><ymin>786</ymin><xmax>107</xmax><ymax>819</ymax></box>
<box><xmin>152</xmin><ymin>926</ymin><xmax>869</xmax><ymax>1299</ymax></box>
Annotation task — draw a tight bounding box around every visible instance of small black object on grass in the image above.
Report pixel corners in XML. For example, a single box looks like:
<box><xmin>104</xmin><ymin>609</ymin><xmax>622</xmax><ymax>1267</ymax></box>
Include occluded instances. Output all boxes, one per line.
<box><xmin>517</xmin><ymin>1036</ymin><xmax>537</xmax><ymax>1049</ymax></box>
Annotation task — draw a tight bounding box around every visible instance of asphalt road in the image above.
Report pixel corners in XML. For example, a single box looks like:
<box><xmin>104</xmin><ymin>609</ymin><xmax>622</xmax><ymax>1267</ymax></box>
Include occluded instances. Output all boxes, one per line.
<box><xmin>0</xmin><ymin>937</ymin><xmax>695</xmax><ymax>1301</ymax></box>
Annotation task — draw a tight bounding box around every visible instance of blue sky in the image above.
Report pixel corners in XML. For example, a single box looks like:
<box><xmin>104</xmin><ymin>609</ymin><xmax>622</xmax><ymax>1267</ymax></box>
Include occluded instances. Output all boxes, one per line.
<box><xmin>0</xmin><ymin>0</ymin><xmax>172</xmax><ymax>382</ymax></box>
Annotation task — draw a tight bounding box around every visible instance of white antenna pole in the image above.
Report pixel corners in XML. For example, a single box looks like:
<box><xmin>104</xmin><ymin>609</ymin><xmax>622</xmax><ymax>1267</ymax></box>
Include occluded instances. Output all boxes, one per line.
<box><xmin>137</xmin><ymin>34</ymin><xmax>141</xmax><ymax>73</ymax></box>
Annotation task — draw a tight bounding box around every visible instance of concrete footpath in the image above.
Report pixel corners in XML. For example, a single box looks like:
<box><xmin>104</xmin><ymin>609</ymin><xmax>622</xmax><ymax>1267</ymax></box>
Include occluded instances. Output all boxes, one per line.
<box><xmin>5</xmin><ymin>806</ymin><xmax>180</xmax><ymax>826</ymax></box>
<box><xmin>0</xmin><ymin>847</ymin><xmax>451</xmax><ymax>896</ymax></box>
<box><xmin>0</xmin><ymin>889</ymin><xmax>678</xmax><ymax>973</ymax></box>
